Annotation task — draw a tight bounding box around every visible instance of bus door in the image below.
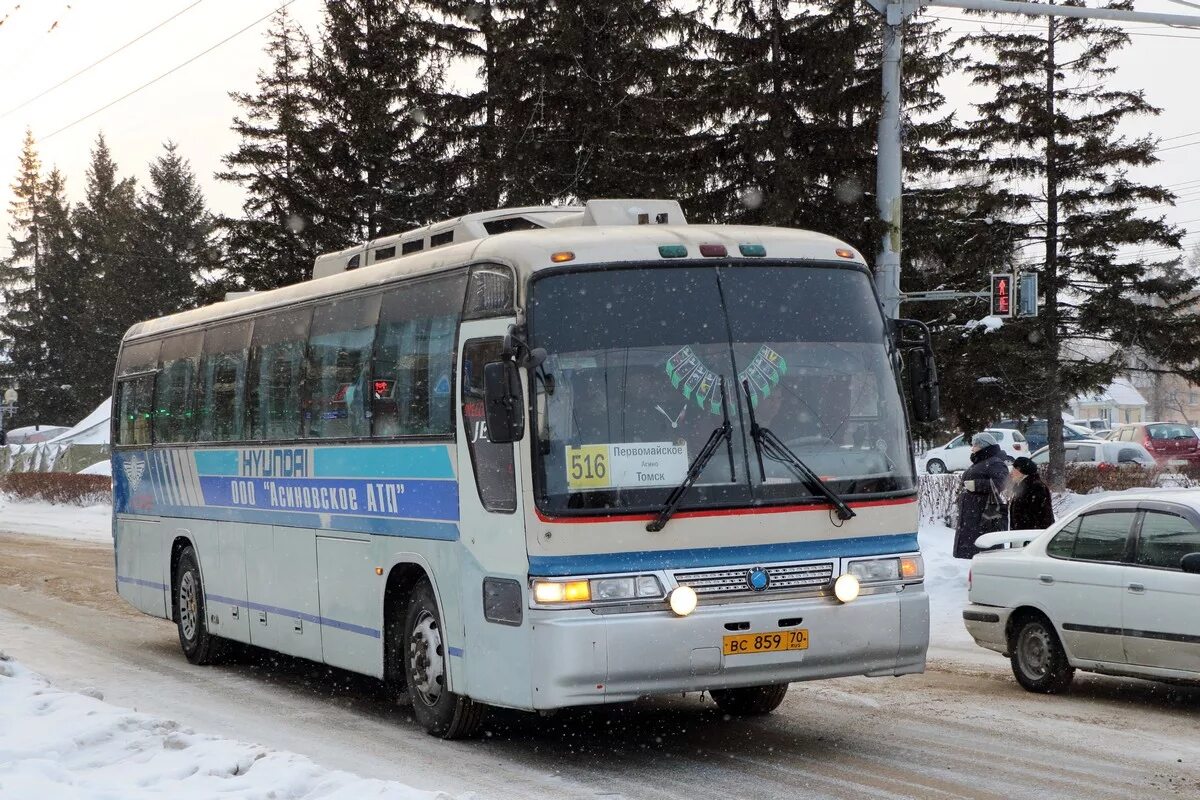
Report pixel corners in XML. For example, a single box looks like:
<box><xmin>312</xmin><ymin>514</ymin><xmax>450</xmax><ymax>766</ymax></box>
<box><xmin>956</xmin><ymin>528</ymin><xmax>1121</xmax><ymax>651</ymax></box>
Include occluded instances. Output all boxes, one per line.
<box><xmin>455</xmin><ymin>322</ymin><xmax>532</xmax><ymax>706</ymax></box>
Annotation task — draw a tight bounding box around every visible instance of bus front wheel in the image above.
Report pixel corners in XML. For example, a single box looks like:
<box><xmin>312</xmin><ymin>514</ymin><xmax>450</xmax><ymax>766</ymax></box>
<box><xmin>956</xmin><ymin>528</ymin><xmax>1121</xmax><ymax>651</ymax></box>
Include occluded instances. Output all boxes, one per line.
<box><xmin>710</xmin><ymin>683</ymin><xmax>789</xmax><ymax>716</ymax></box>
<box><xmin>404</xmin><ymin>580</ymin><xmax>484</xmax><ymax>739</ymax></box>
<box><xmin>174</xmin><ymin>545</ymin><xmax>225</xmax><ymax>665</ymax></box>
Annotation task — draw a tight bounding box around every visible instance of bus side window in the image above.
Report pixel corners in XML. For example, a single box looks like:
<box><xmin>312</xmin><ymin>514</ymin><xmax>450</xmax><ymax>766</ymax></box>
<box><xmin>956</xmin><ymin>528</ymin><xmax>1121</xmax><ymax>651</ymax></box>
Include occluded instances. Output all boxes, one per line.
<box><xmin>116</xmin><ymin>374</ymin><xmax>156</xmax><ymax>446</ymax></box>
<box><xmin>154</xmin><ymin>332</ymin><xmax>202</xmax><ymax>444</ymax></box>
<box><xmin>197</xmin><ymin>321</ymin><xmax>251</xmax><ymax>442</ymax></box>
<box><xmin>115</xmin><ymin>338</ymin><xmax>160</xmax><ymax>447</ymax></box>
<box><xmin>461</xmin><ymin>338</ymin><xmax>516</xmax><ymax>512</ymax></box>
<box><xmin>304</xmin><ymin>293</ymin><xmax>381</xmax><ymax>440</ymax></box>
<box><xmin>246</xmin><ymin>308</ymin><xmax>313</xmax><ymax>441</ymax></box>
<box><xmin>372</xmin><ymin>272</ymin><xmax>467</xmax><ymax>437</ymax></box>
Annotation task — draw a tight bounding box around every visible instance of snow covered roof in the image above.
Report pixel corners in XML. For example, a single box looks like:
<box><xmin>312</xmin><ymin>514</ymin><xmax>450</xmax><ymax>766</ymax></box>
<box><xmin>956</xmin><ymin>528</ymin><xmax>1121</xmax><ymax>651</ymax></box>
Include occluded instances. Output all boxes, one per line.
<box><xmin>46</xmin><ymin>397</ymin><xmax>111</xmax><ymax>446</ymax></box>
<box><xmin>1074</xmin><ymin>378</ymin><xmax>1148</xmax><ymax>408</ymax></box>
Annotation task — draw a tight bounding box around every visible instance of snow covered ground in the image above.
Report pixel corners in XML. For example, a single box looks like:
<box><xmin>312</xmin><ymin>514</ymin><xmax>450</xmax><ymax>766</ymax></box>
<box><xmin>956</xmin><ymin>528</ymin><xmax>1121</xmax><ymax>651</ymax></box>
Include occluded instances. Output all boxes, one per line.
<box><xmin>0</xmin><ymin>653</ymin><xmax>461</xmax><ymax>800</ymax></box>
<box><xmin>0</xmin><ymin>495</ymin><xmax>111</xmax><ymax>542</ymax></box>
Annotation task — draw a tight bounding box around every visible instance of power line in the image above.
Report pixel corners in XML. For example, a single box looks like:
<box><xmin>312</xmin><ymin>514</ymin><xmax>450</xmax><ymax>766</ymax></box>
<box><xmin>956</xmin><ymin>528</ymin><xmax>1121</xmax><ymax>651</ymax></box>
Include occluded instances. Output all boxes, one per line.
<box><xmin>0</xmin><ymin>1</ymin><xmax>206</xmax><ymax>121</ymax></box>
<box><xmin>42</xmin><ymin>1</ymin><xmax>294</xmax><ymax>143</ymax></box>
<box><xmin>928</xmin><ymin>12</ymin><xmax>1200</xmax><ymax>40</ymax></box>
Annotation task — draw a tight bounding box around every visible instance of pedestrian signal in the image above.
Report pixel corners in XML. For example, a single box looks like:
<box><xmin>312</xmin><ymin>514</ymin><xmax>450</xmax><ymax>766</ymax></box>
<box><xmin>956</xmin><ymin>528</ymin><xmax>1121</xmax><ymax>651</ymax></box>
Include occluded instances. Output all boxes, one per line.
<box><xmin>1018</xmin><ymin>272</ymin><xmax>1039</xmax><ymax>317</ymax></box>
<box><xmin>990</xmin><ymin>273</ymin><xmax>1014</xmax><ymax>318</ymax></box>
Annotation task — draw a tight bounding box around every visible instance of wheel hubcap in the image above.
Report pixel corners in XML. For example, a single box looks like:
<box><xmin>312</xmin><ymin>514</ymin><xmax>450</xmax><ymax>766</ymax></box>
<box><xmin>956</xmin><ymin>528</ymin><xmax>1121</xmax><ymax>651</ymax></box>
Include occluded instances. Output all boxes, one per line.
<box><xmin>409</xmin><ymin>610</ymin><xmax>445</xmax><ymax>706</ymax></box>
<box><xmin>1018</xmin><ymin>624</ymin><xmax>1051</xmax><ymax>678</ymax></box>
<box><xmin>179</xmin><ymin>571</ymin><xmax>198</xmax><ymax>642</ymax></box>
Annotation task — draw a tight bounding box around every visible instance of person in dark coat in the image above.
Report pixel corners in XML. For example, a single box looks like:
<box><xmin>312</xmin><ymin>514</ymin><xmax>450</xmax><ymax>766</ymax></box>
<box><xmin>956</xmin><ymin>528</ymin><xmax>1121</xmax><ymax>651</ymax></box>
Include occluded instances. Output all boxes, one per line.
<box><xmin>953</xmin><ymin>432</ymin><xmax>1010</xmax><ymax>559</ymax></box>
<box><xmin>1008</xmin><ymin>456</ymin><xmax>1055</xmax><ymax>530</ymax></box>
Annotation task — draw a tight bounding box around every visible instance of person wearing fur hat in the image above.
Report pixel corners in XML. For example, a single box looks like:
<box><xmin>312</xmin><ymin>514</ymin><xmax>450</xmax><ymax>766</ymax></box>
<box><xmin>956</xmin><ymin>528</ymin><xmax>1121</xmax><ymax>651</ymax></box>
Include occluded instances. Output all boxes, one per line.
<box><xmin>953</xmin><ymin>432</ymin><xmax>1011</xmax><ymax>559</ymax></box>
<box><xmin>1009</xmin><ymin>456</ymin><xmax>1055</xmax><ymax>530</ymax></box>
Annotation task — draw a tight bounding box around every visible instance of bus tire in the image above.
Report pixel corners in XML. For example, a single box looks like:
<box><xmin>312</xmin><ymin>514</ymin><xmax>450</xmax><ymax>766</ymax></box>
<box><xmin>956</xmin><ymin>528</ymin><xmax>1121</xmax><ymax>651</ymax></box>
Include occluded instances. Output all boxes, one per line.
<box><xmin>710</xmin><ymin>683</ymin><xmax>789</xmax><ymax>716</ymax></box>
<box><xmin>404</xmin><ymin>580</ymin><xmax>484</xmax><ymax>739</ymax></box>
<box><xmin>175</xmin><ymin>546</ymin><xmax>225</xmax><ymax>666</ymax></box>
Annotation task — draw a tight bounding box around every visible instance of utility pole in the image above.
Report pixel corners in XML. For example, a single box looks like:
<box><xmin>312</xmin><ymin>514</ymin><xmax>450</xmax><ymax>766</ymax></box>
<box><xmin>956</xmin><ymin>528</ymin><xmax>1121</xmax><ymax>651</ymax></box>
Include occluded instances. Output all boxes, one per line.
<box><xmin>866</xmin><ymin>0</ymin><xmax>1200</xmax><ymax>319</ymax></box>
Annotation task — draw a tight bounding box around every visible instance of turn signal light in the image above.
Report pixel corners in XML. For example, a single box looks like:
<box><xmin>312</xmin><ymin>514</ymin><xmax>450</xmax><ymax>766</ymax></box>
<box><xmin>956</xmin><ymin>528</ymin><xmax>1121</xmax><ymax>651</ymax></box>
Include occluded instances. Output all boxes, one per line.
<box><xmin>835</xmin><ymin>248</ymin><xmax>856</xmax><ymax>259</ymax></box>
<box><xmin>533</xmin><ymin>580</ymin><xmax>590</xmax><ymax>603</ymax></box>
<box><xmin>550</xmin><ymin>251</ymin><xmax>575</xmax><ymax>263</ymax></box>
<box><xmin>899</xmin><ymin>556</ymin><xmax>923</xmax><ymax>580</ymax></box>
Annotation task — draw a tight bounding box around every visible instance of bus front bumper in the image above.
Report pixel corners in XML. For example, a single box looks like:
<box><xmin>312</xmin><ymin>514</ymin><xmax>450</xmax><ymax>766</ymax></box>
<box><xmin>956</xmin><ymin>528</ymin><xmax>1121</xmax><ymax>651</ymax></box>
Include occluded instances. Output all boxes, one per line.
<box><xmin>527</xmin><ymin>586</ymin><xmax>928</xmax><ymax>709</ymax></box>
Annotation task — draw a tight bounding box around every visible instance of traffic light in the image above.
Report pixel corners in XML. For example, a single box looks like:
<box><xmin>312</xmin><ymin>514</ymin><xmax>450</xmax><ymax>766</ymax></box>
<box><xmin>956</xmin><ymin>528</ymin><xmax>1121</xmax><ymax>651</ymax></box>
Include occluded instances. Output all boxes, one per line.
<box><xmin>990</xmin><ymin>273</ymin><xmax>1014</xmax><ymax>317</ymax></box>
<box><xmin>1018</xmin><ymin>272</ymin><xmax>1039</xmax><ymax>317</ymax></box>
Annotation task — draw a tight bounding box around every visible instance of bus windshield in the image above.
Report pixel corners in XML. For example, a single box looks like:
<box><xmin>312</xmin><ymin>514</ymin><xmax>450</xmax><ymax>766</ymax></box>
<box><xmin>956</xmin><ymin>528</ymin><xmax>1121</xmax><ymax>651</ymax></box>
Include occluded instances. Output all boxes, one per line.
<box><xmin>528</xmin><ymin>263</ymin><xmax>916</xmax><ymax>516</ymax></box>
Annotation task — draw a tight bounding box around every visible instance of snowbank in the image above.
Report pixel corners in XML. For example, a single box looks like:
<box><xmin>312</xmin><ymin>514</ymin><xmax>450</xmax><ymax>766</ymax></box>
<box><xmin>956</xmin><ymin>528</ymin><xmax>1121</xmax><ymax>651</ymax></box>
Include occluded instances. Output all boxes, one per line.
<box><xmin>0</xmin><ymin>496</ymin><xmax>111</xmax><ymax>542</ymax></box>
<box><xmin>47</xmin><ymin>398</ymin><xmax>111</xmax><ymax>447</ymax></box>
<box><xmin>78</xmin><ymin>460</ymin><xmax>112</xmax><ymax>476</ymax></box>
<box><xmin>0</xmin><ymin>654</ymin><xmax>458</xmax><ymax>800</ymax></box>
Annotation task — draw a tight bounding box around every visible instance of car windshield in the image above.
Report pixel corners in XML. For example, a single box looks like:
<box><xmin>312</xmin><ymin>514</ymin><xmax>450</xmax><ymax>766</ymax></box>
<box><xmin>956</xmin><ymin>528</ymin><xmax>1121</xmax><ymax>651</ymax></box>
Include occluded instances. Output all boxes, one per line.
<box><xmin>528</xmin><ymin>263</ymin><xmax>915</xmax><ymax>515</ymax></box>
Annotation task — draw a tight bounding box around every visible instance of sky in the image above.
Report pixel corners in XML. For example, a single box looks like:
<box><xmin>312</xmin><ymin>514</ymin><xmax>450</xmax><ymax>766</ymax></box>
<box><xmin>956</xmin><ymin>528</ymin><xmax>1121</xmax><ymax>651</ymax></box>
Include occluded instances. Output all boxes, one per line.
<box><xmin>0</xmin><ymin>0</ymin><xmax>1198</xmax><ymax>266</ymax></box>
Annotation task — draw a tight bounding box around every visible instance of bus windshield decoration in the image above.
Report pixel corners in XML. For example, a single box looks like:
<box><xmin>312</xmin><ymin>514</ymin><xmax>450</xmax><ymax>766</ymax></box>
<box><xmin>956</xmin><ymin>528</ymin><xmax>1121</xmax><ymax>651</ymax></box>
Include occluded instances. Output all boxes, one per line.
<box><xmin>111</xmin><ymin>198</ymin><xmax>929</xmax><ymax>741</ymax></box>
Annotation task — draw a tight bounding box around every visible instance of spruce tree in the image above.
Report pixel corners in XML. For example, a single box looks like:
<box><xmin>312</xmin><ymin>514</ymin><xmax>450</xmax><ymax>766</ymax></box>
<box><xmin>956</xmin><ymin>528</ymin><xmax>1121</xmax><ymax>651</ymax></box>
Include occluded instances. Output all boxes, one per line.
<box><xmin>0</xmin><ymin>129</ymin><xmax>46</xmax><ymax>425</ymax></box>
<box><xmin>73</xmin><ymin>134</ymin><xmax>141</xmax><ymax>413</ymax></box>
<box><xmin>308</xmin><ymin>0</ymin><xmax>447</xmax><ymax>239</ymax></box>
<box><xmin>137</xmin><ymin>142</ymin><xmax>218</xmax><ymax>314</ymax></box>
<box><xmin>695</xmin><ymin>1</ymin><xmax>960</xmax><ymax>244</ymax></box>
<box><xmin>219</xmin><ymin>9</ymin><xmax>331</xmax><ymax>291</ymax></box>
<box><xmin>965</xmin><ymin>7</ymin><xmax>1200</xmax><ymax>482</ymax></box>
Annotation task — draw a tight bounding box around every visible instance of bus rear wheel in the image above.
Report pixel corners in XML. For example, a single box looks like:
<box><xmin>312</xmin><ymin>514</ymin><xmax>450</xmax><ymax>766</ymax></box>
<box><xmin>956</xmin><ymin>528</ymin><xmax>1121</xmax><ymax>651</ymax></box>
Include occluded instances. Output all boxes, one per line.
<box><xmin>175</xmin><ymin>545</ymin><xmax>225</xmax><ymax>665</ymax></box>
<box><xmin>710</xmin><ymin>683</ymin><xmax>789</xmax><ymax>716</ymax></box>
<box><xmin>404</xmin><ymin>580</ymin><xmax>484</xmax><ymax>739</ymax></box>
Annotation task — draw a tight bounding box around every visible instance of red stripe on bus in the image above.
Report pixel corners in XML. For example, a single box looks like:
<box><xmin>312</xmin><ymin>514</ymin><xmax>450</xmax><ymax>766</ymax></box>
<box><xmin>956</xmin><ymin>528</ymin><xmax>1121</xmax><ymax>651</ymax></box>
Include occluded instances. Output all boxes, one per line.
<box><xmin>533</xmin><ymin>496</ymin><xmax>917</xmax><ymax>525</ymax></box>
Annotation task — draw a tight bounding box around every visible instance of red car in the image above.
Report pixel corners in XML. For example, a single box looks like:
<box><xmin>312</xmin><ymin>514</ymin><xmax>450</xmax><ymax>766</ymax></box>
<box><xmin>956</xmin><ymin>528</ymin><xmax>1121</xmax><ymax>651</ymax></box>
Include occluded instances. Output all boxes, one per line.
<box><xmin>1110</xmin><ymin>422</ymin><xmax>1200</xmax><ymax>466</ymax></box>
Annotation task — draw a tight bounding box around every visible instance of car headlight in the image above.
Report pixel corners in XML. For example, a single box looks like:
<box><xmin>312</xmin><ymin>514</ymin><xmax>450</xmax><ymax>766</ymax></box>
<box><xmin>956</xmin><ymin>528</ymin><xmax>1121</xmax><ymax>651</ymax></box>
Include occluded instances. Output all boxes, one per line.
<box><xmin>847</xmin><ymin>556</ymin><xmax>924</xmax><ymax>583</ymax></box>
<box><xmin>531</xmin><ymin>575</ymin><xmax>664</xmax><ymax>605</ymax></box>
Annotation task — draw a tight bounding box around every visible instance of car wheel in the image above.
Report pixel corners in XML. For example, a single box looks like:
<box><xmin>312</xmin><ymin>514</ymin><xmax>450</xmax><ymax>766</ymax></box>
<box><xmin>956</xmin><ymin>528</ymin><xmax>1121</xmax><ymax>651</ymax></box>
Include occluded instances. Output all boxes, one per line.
<box><xmin>711</xmin><ymin>684</ymin><xmax>789</xmax><ymax>716</ymax></box>
<box><xmin>926</xmin><ymin>459</ymin><xmax>947</xmax><ymax>474</ymax></box>
<box><xmin>1009</xmin><ymin>615</ymin><xmax>1074</xmax><ymax>694</ymax></box>
<box><xmin>405</xmin><ymin>579</ymin><xmax>484</xmax><ymax>739</ymax></box>
<box><xmin>175</xmin><ymin>545</ymin><xmax>226</xmax><ymax>666</ymax></box>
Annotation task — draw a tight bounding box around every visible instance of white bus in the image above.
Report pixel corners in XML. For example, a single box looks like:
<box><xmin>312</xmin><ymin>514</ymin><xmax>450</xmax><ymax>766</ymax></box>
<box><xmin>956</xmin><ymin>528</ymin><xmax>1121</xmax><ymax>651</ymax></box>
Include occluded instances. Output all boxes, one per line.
<box><xmin>112</xmin><ymin>199</ymin><xmax>939</xmax><ymax>739</ymax></box>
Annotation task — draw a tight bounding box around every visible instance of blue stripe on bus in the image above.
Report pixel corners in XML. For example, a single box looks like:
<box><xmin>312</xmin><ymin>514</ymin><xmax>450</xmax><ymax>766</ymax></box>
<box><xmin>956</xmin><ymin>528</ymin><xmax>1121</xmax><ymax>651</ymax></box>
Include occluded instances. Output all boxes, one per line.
<box><xmin>194</xmin><ymin>450</ymin><xmax>239</xmax><ymax>476</ymax></box>
<box><xmin>205</xmin><ymin>593</ymin><xmax>381</xmax><ymax>638</ymax></box>
<box><xmin>526</xmin><ymin>533</ymin><xmax>920</xmax><ymax>576</ymax></box>
<box><xmin>117</xmin><ymin>575</ymin><xmax>169</xmax><ymax>591</ymax></box>
<box><xmin>120</xmin><ymin>503</ymin><xmax>460</xmax><ymax>540</ymax></box>
<box><xmin>198</xmin><ymin>476</ymin><xmax>459</xmax><ymax>522</ymax></box>
<box><xmin>313</xmin><ymin>446</ymin><xmax>454</xmax><ymax>479</ymax></box>
<box><xmin>447</xmin><ymin>647</ymin><xmax>464</xmax><ymax>658</ymax></box>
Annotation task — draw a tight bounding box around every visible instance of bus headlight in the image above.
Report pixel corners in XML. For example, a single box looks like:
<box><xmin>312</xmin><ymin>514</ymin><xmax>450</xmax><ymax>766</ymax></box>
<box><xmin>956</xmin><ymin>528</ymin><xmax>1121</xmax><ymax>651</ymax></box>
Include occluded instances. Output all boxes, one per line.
<box><xmin>834</xmin><ymin>574</ymin><xmax>861</xmax><ymax>603</ymax></box>
<box><xmin>847</xmin><ymin>556</ymin><xmax>924</xmax><ymax>584</ymax></box>
<box><xmin>532</xmin><ymin>575</ymin><xmax>664</xmax><ymax>605</ymax></box>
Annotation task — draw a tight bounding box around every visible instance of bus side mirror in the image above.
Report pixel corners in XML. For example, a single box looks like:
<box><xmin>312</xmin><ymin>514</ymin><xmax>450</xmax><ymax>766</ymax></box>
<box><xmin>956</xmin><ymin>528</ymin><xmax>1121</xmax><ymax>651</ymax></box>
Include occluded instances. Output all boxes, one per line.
<box><xmin>483</xmin><ymin>360</ymin><xmax>525</xmax><ymax>444</ymax></box>
<box><xmin>894</xmin><ymin>318</ymin><xmax>940</xmax><ymax>424</ymax></box>
<box><xmin>1181</xmin><ymin>553</ymin><xmax>1200</xmax><ymax>574</ymax></box>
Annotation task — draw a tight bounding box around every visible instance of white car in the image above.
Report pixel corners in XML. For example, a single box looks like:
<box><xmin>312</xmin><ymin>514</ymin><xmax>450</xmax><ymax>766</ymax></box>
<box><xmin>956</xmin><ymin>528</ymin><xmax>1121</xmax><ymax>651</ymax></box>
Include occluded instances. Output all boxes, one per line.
<box><xmin>1028</xmin><ymin>439</ymin><xmax>1156</xmax><ymax>469</ymax></box>
<box><xmin>963</xmin><ymin>490</ymin><xmax>1200</xmax><ymax>692</ymax></box>
<box><xmin>920</xmin><ymin>428</ymin><xmax>1027</xmax><ymax>474</ymax></box>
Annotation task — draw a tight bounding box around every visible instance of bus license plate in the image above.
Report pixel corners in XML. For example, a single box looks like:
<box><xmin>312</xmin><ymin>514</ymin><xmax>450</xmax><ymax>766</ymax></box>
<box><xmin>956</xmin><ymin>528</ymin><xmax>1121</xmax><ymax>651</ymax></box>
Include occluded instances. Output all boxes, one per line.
<box><xmin>723</xmin><ymin>629</ymin><xmax>809</xmax><ymax>656</ymax></box>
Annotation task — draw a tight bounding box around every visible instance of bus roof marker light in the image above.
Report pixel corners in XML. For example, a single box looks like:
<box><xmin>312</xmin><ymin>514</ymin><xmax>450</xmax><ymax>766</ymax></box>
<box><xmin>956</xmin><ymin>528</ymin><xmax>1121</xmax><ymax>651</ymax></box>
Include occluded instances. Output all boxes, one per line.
<box><xmin>699</xmin><ymin>243</ymin><xmax>727</xmax><ymax>258</ymax></box>
<box><xmin>835</xmin><ymin>248</ymin><xmax>856</xmax><ymax>259</ymax></box>
<box><xmin>550</xmin><ymin>251</ymin><xmax>575</xmax><ymax>263</ymax></box>
<box><xmin>669</xmin><ymin>585</ymin><xmax>698</xmax><ymax>617</ymax></box>
<box><xmin>834</xmin><ymin>574</ymin><xmax>861</xmax><ymax>603</ymax></box>
<box><xmin>658</xmin><ymin>244</ymin><xmax>687</xmax><ymax>259</ymax></box>
<box><xmin>738</xmin><ymin>244</ymin><xmax>767</xmax><ymax>257</ymax></box>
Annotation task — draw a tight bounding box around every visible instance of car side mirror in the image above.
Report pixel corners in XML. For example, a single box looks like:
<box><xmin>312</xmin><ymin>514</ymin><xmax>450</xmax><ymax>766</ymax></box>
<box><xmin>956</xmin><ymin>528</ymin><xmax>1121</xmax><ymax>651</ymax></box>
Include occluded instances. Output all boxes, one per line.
<box><xmin>1181</xmin><ymin>553</ymin><xmax>1200</xmax><ymax>574</ymax></box>
<box><xmin>483</xmin><ymin>360</ymin><xmax>525</xmax><ymax>444</ymax></box>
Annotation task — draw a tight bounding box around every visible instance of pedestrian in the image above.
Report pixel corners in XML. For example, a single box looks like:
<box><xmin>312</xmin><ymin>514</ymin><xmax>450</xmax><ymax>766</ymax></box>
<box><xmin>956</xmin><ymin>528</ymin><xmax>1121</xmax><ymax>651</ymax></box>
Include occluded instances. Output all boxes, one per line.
<box><xmin>1008</xmin><ymin>456</ymin><xmax>1055</xmax><ymax>530</ymax></box>
<box><xmin>953</xmin><ymin>432</ymin><xmax>1010</xmax><ymax>559</ymax></box>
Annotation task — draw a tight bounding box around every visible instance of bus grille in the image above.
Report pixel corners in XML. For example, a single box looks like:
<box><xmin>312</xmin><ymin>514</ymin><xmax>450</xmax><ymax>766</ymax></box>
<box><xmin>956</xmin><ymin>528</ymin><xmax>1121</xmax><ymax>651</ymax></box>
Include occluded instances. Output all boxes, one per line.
<box><xmin>673</xmin><ymin>562</ymin><xmax>834</xmax><ymax>597</ymax></box>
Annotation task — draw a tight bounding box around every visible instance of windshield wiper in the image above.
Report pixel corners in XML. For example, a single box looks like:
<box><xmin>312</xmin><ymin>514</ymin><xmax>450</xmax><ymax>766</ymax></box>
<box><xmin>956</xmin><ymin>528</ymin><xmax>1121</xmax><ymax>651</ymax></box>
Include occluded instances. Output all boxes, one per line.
<box><xmin>741</xmin><ymin>379</ymin><xmax>855</xmax><ymax>522</ymax></box>
<box><xmin>647</xmin><ymin>378</ymin><xmax>735</xmax><ymax>533</ymax></box>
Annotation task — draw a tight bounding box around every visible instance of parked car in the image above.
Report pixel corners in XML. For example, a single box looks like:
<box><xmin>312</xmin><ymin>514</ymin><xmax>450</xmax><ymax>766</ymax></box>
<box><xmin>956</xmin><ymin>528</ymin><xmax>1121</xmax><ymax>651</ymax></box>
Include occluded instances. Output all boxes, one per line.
<box><xmin>963</xmin><ymin>491</ymin><xmax>1200</xmax><ymax>692</ymax></box>
<box><xmin>920</xmin><ymin>428</ymin><xmax>1027</xmax><ymax>474</ymax></box>
<box><xmin>993</xmin><ymin>419</ymin><xmax>1092</xmax><ymax>451</ymax></box>
<box><xmin>1028</xmin><ymin>439</ymin><xmax>1156</xmax><ymax>469</ymax></box>
<box><xmin>1093</xmin><ymin>429</ymin><xmax>1116</xmax><ymax>440</ymax></box>
<box><xmin>1108</xmin><ymin>422</ymin><xmax>1200</xmax><ymax>466</ymax></box>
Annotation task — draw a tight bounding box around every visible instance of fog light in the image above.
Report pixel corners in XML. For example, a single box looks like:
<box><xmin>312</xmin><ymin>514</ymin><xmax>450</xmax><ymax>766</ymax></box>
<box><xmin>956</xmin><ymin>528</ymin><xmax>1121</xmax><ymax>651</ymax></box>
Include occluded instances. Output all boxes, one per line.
<box><xmin>834</xmin><ymin>574</ymin><xmax>860</xmax><ymax>603</ymax></box>
<box><xmin>669</xmin><ymin>586</ymin><xmax>698</xmax><ymax>617</ymax></box>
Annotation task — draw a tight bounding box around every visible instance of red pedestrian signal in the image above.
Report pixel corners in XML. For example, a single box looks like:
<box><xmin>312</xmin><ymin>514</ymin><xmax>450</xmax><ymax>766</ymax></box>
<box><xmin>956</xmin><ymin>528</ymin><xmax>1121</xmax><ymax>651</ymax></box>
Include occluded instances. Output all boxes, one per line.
<box><xmin>990</xmin><ymin>273</ymin><xmax>1014</xmax><ymax>317</ymax></box>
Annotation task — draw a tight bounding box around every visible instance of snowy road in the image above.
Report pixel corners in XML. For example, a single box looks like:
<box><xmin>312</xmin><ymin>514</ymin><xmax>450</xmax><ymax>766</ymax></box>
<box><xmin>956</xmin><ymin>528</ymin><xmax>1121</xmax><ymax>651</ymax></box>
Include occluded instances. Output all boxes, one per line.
<box><xmin>2</xmin><ymin>530</ymin><xmax>1199</xmax><ymax>799</ymax></box>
